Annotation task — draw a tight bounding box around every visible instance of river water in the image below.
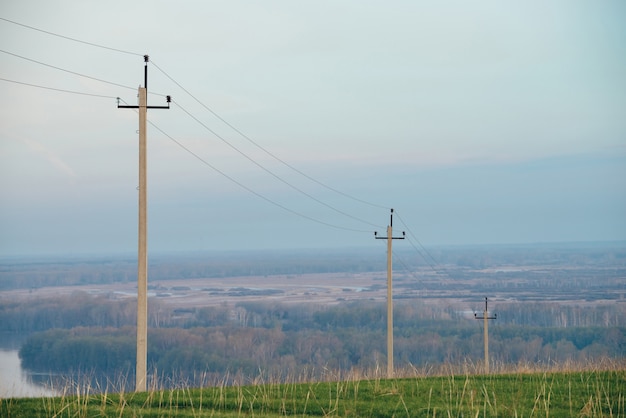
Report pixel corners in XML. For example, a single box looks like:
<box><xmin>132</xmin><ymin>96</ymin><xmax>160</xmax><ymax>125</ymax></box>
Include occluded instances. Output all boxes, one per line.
<box><xmin>0</xmin><ymin>349</ymin><xmax>59</xmax><ymax>398</ymax></box>
<box><xmin>0</xmin><ymin>333</ymin><xmax>59</xmax><ymax>398</ymax></box>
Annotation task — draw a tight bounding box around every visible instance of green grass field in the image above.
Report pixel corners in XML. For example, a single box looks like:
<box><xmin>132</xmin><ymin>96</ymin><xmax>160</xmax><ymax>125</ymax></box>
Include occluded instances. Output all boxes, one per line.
<box><xmin>2</xmin><ymin>369</ymin><xmax>624</xmax><ymax>417</ymax></box>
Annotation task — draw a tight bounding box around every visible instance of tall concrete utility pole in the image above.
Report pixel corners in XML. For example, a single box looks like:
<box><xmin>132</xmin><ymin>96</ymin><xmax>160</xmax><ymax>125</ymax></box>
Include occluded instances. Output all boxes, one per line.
<box><xmin>474</xmin><ymin>297</ymin><xmax>497</xmax><ymax>374</ymax></box>
<box><xmin>118</xmin><ymin>55</ymin><xmax>170</xmax><ymax>392</ymax></box>
<box><xmin>374</xmin><ymin>208</ymin><xmax>405</xmax><ymax>378</ymax></box>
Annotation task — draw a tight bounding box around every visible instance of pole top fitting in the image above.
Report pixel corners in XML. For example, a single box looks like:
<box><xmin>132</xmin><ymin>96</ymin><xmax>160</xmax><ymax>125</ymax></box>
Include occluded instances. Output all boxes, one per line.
<box><xmin>144</xmin><ymin>55</ymin><xmax>149</xmax><ymax>63</ymax></box>
<box><xmin>166</xmin><ymin>95</ymin><xmax>171</xmax><ymax>103</ymax></box>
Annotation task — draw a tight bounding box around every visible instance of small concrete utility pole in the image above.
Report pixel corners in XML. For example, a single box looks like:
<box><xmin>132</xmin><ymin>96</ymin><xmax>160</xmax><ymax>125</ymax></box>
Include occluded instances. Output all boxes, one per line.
<box><xmin>474</xmin><ymin>297</ymin><xmax>497</xmax><ymax>374</ymax></box>
<box><xmin>374</xmin><ymin>208</ymin><xmax>405</xmax><ymax>378</ymax></box>
<box><xmin>118</xmin><ymin>55</ymin><xmax>170</xmax><ymax>392</ymax></box>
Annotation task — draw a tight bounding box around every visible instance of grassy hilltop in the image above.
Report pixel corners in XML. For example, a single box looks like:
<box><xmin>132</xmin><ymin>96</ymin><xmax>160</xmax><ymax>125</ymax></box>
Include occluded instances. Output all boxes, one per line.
<box><xmin>2</xmin><ymin>369</ymin><xmax>624</xmax><ymax>417</ymax></box>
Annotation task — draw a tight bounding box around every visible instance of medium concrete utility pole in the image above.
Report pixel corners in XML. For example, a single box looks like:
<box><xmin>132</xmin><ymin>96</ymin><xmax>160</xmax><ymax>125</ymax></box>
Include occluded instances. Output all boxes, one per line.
<box><xmin>474</xmin><ymin>297</ymin><xmax>497</xmax><ymax>374</ymax></box>
<box><xmin>374</xmin><ymin>208</ymin><xmax>405</xmax><ymax>378</ymax></box>
<box><xmin>118</xmin><ymin>55</ymin><xmax>170</xmax><ymax>392</ymax></box>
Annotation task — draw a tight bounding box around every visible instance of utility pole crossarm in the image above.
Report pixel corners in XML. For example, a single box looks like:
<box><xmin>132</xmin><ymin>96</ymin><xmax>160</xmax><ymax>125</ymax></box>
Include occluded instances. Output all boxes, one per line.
<box><xmin>118</xmin><ymin>102</ymin><xmax>171</xmax><ymax>109</ymax></box>
<box><xmin>117</xmin><ymin>56</ymin><xmax>171</xmax><ymax>110</ymax></box>
<box><xmin>474</xmin><ymin>297</ymin><xmax>497</xmax><ymax>320</ymax></box>
<box><xmin>373</xmin><ymin>208</ymin><xmax>405</xmax><ymax>379</ymax></box>
<box><xmin>374</xmin><ymin>208</ymin><xmax>406</xmax><ymax>240</ymax></box>
<box><xmin>117</xmin><ymin>54</ymin><xmax>170</xmax><ymax>393</ymax></box>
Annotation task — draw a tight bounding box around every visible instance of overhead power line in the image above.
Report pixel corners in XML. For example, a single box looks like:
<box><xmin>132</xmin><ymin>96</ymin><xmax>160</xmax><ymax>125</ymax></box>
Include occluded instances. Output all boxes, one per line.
<box><xmin>0</xmin><ymin>49</ymin><xmax>380</xmax><ymax>234</ymax></box>
<box><xmin>1</xmin><ymin>17</ymin><xmax>393</xmax><ymax>236</ymax></box>
<box><xmin>0</xmin><ymin>77</ymin><xmax>118</xmax><ymax>99</ymax></box>
<box><xmin>0</xmin><ymin>48</ymin><xmax>167</xmax><ymax>98</ymax></box>
<box><xmin>151</xmin><ymin>60</ymin><xmax>388</xmax><ymax>211</ymax></box>
<box><xmin>173</xmin><ymin>99</ymin><xmax>382</xmax><ymax>230</ymax></box>
<box><xmin>147</xmin><ymin>116</ymin><xmax>373</xmax><ymax>234</ymax></box>
<box><xmin>394</xmin><ymin>210</ymin><xmax>442</xmax><ymax>273</ymax></box>
<box><xmin>1</xmin><ymin>16</ymin><xmax>387</xmax><ymax>214</ymax></box>
<box><xmin>0</xmin><ymin>17</ymin><xmax>143</xmax><ymax>57</ymax></box>
<box><xmin>0</xmin><ymin>48</ymin><xmax>138</xmax><ymax>92</ymax></box>
<box><xmin>1</xmin><ymin>50</ymin><xmax>384</xmax><ymax>228</ymax></box>
<box><xmin>115</xmin><ymin>99</ymin><xmax>371</xmax><ymax>234</ymax></box>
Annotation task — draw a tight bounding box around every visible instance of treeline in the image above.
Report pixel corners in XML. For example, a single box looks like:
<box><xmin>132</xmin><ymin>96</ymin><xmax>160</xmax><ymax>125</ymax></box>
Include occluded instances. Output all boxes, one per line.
<box><xmin>20</xmin><ymin>323</ymin><xmax>624</xmax><ymax>382</ymax></box>
<box><xmin>20</xmin><ymin>327</ymin><xmax>135</xmax><ymax>373</ymax></box>
<box><xmin>0</xmin><ymin>293</ymin><xmax>236</xmax><ymax>332</ymax></box>
<box><xmin>4</xmin><ymin>294</ymin><xmax>623</xmax><ymax>333</ymax></box>
<box><xmin>0</xmin><ymin>293</ymin><xmax>138</xmax><ymax>332</ymax></box>
<box><xmin>19</xmin><ymin>323</ymin><xmax>624</xmax><ymax>385</ymax></box>
<box><xmin>16</xmin><ymin>299</ymin><xmax>626</xmax><ymax>386</ymax></box>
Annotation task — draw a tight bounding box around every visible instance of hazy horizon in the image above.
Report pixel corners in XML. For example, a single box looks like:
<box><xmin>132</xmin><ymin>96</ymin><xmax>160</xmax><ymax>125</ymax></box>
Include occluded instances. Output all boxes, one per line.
<box><xmin>1</xmin><ymin>239</ymin><xmax>624</xmax><ymax>261</ymax></box>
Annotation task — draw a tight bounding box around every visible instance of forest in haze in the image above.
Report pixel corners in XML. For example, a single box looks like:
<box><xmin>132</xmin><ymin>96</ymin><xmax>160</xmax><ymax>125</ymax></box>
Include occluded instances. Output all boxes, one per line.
<box><xmin>1</xmin><ymin>242</ymin><xmax>624</xmax><ymax>389</ymax></box>
<box><xmin>11</xmin><ymin>298</ymin><xmax>625</xmax><ymax>387</ymax></box>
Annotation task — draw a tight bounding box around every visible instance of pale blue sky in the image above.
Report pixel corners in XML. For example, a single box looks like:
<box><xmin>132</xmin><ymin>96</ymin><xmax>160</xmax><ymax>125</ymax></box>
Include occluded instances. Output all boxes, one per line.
<box><xmin>1</xmin><ymin>1</ymin><xmax>625</xmax><ymax>255</ymax></box>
